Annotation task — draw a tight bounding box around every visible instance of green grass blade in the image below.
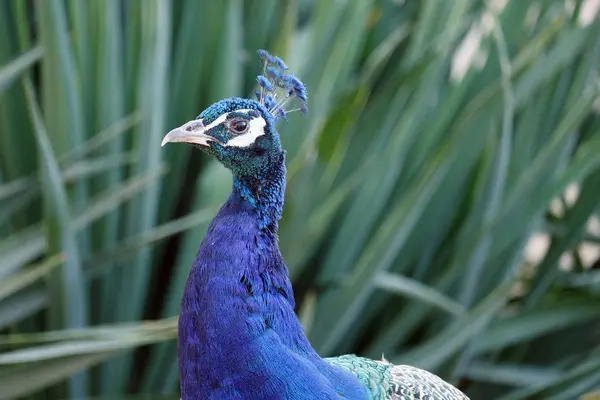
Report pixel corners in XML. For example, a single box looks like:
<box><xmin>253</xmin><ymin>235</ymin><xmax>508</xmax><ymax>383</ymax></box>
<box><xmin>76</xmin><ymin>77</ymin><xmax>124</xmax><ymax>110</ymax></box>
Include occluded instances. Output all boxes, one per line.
<box><xmin>60</xmin><ymin>112</ymin><xmax>141</xmax><ymax>164</ymax></box>
<box><xmin>0</xmin><ymin>317</ymin><xmax>178</xmax><ymax>345</ymax></box>
<box><xmin>0</xmin><ymin>45</ymin><xmax>43</xmax><ymax>92</ymax></box>
<box><xmin>0</xmin><ymin>254</ymin><xmax>64</xmax><ymax>302</ymax></box>
<box><xmin>24</xmin><ymin>75</ymin><xmax>88</xmax><ymax>396</ymax></box>
<box><xmin>373</xmin><ymin>272</ymin><xmax>465</xmax><ymax>316</ymax></box>
<box><xmin>0</xmin><ymin>332</ymin><xmax>175</xmax><ymax>364</ymax></box>
<box><xmin>464</xmin><ymin>362</ymin><xmax>560</xmax><ymax>387</ymax></box>
<box><xmin>497</xmin><ymin>348</ymin><xmax>600</xmax><ymax>400</ymax></box>
<box><xmin>397</xmin><ymin>283</ymin><xmax>513</xmax><ymax>371</ymax></box>
<box><xmin>472</xmin><ymin>301</ymin><xmax>600</xmax><ymax>356</ymax></box>
<box><xmin>84</xmin><ymin>206</ymin><xmax>217</xmax><ymax>279</ymax></box>
<box><xmin>0</xmin><ymin>287</ymin><xmax>47</xmax><ymax>330</ymax></box>
<box><xmin>23</xmin><ymin>77</ymin><xmax>88</xmax><ymax>330</ymax></box>
<box><xmin>0</xmin><ymin>353</ymin><xmax>114</xmax><ymax>398</ymax></box>
<box><xmin>0</xmin><ymin>225</ymin><xmax>45</xmax><ymax>279</ymax></box>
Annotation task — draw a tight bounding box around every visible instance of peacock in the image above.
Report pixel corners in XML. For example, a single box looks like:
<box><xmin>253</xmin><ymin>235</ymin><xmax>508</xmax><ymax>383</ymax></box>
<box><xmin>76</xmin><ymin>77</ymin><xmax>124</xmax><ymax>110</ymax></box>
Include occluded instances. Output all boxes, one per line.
<box><xmin>161</xmin><ymin>50</ymin><xmax>470</xmax><ymax>400</ymax></box>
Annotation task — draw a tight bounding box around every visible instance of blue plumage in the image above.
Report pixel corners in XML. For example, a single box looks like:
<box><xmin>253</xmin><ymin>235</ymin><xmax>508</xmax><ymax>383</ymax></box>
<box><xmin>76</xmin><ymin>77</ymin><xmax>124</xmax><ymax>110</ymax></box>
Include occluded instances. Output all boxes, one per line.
<box><xmin>162</xmin><ymin>50</ymin><xmax>469</xmax><ymax>400</ymax></box>
<box><xmin>177</xmin><ymin>167</ymin><xmax>370</xmax><ymax>399</ymax></box>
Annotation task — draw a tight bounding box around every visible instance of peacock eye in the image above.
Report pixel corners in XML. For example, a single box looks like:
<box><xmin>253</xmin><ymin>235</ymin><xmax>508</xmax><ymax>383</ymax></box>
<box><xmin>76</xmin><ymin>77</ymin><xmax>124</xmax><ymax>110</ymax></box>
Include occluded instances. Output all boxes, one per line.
<box><xmin>230</xmin><ymin>120</ymin><xmax>248</xmax><ymax>134</ymax></box>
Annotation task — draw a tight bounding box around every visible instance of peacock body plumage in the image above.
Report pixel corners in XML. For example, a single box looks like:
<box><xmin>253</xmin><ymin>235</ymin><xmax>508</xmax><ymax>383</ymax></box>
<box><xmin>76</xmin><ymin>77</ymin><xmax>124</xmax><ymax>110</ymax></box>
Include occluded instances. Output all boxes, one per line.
<box><xmin>162</xmin><ymin>50</ymin><xmax>469</xmax><ymax>400</ymax></box>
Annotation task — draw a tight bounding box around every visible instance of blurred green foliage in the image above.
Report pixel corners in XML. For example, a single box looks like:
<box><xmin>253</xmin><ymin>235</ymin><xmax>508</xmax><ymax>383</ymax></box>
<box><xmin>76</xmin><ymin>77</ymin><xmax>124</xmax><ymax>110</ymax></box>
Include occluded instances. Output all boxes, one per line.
<box><xmin>1</xmin><ymin>0</ymin><xmax>600</xmax><ymax>398</ymax></box>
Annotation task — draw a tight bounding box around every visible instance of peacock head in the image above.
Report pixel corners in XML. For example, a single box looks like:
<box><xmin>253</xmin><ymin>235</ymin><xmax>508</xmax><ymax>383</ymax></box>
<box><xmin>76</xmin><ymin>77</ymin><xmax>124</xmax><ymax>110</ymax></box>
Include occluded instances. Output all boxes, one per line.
<box><xmin>161</xmin><ymin>50</ymin><xmax>307</xmax><ymax>180</ymax></box>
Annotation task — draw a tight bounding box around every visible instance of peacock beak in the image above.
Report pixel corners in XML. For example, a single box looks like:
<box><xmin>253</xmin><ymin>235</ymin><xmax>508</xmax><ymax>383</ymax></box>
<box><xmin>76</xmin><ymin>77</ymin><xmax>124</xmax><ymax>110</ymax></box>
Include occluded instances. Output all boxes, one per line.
<box><xmin>161</xmin><ymin>120</ymin><xmax>216</xmax><ymax>147</ymax></box>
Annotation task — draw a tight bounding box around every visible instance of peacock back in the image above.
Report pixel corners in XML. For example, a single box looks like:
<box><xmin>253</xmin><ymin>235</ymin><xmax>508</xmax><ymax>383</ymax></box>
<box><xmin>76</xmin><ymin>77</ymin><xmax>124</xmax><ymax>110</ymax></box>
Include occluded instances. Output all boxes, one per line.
<box><xmin>325</xmin><ymin>355</ymin><xmax>469</xmax><ymax>400</ymax></box>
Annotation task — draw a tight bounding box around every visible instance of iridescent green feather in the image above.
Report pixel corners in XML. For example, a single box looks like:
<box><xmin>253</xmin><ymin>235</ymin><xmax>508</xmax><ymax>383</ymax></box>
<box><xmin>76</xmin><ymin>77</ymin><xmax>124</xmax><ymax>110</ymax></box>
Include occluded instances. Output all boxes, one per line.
<box><xmin>325</xmin><ymin>355</ymin><xmax>392</xmax><ymax>399</ymax></box>
<box><xmin>325</xmin><ymin>355</ymin><xmax>470</xmax><ymax>400</ymax></box>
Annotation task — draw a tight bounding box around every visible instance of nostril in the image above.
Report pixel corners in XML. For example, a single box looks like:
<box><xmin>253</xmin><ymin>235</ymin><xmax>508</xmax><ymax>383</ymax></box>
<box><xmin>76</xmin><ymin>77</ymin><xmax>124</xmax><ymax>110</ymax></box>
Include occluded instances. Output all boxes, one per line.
<box><xmin>186</xmin><ymin>122</ymin><xmax>203</xmax><ymax>132</ymax></box>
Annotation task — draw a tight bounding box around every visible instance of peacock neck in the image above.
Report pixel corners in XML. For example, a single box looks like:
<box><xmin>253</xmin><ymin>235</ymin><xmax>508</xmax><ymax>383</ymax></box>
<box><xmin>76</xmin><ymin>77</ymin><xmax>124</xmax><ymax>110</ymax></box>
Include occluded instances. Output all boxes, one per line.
<box><xmin>231</xmin><ymin>150</ymin><xmax>286</xmax><ymax>233</ymax></box>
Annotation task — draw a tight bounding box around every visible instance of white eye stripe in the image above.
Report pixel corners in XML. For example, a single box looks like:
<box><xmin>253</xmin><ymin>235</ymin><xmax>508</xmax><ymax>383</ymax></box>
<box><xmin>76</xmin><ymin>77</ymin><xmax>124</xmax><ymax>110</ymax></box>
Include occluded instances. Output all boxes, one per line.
<box><xmin>223</xmin><ymin>118</ymin><xmax>267</xmax><ymax>148</ymax></box>
<box><xmin>201</xmin><ymin>108</ymin><xmax>254</xmax><ymax>132</ymax></box>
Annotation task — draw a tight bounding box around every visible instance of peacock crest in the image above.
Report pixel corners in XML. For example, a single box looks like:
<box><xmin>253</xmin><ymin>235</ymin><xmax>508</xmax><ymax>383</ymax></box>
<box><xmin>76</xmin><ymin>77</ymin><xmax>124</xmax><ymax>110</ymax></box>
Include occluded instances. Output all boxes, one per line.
<box><xmin>254</xmin><ymin>49</ymin><xmax>308</xmax><ymax>121</ymax></box>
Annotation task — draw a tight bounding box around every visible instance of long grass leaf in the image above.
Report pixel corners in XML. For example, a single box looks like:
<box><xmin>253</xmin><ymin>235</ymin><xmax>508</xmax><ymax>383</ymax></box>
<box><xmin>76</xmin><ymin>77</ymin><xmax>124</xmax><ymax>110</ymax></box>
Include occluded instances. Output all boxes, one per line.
<box><xmin>472</xmin><ymin>302</ymin><xmax>600</xmax><ymax>355</ymax></box>
<box><xmin>23</xmin><ymin>77</ymin><xmax>88</xmax><ymax>328</ymax></box>
<box><xmin>0</xmin><ymin>287</ymin><xmax>47</xmax><ymax>330</ymax></box>
<box><xmin>24</xmin><ymin>71</ymin><xmax>88</xmax><ymax>394</ymax></box>
<box><xmin>0</xmin><ymin>253</ymin><xmax>64</xmax><ymax>302</ymax></box>
<box><xmin>0</xmin><ymin>353</ymin><xmax>114</xmax><ymax>398</ymax></box>
<box><xmin>373</xmin><ymin>272</ymin><xmax>466</xmax><ymax>317</ymax></box>
<box><xmin>0</xmin><ymin>45</ymin><xmax>43</xmax><ymax>92</ymax></box>
<box><xmin>0</xmin><ymin>317</ymin><xmax>178</xmax><ymax>345</ymax></box>
<box><xmin>0</xmin><ymin>334</ymin><xmax>175</xmax><ymax>364</ymax></box>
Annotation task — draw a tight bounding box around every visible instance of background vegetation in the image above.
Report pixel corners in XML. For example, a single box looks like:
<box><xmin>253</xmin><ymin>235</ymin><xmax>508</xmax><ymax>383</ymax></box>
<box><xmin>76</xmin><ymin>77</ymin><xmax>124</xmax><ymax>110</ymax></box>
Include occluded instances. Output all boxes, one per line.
<box><xmin>1</xmin><ymin>0</ymin><xmax>600</xmax><ymax>398</ymax></box>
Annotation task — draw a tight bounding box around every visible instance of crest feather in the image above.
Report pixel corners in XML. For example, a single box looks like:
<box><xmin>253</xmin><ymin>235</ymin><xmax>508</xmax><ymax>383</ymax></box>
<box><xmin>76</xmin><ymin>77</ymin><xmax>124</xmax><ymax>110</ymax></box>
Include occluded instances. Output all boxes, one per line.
<box><xmin>255</xmin><ymin>49</ymin><xmax>308</xmax><ymax>121</ymax></box>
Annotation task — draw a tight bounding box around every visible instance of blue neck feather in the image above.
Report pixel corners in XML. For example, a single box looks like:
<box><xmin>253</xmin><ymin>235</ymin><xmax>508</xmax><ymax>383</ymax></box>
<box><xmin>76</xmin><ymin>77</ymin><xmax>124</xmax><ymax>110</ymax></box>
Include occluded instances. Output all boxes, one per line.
<box><xmin>178</xmin><ymin>150</ymin><xmax>369</xmax><ymax>399</ymax></box>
